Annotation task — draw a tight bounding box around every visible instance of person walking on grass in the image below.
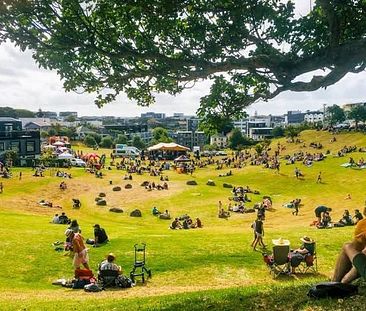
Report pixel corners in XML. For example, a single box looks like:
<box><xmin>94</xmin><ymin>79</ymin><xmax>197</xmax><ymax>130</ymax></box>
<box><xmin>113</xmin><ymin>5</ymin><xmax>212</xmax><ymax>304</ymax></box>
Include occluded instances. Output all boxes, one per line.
<box><xmin>316</xmin><ymin>171</ymin><xmax>322</xmax><ymax>183</ymax></box>
<box><xmin>252</xmin><ymin>215</ymin><xmax>266</xmax><ymax>251</ymax></box>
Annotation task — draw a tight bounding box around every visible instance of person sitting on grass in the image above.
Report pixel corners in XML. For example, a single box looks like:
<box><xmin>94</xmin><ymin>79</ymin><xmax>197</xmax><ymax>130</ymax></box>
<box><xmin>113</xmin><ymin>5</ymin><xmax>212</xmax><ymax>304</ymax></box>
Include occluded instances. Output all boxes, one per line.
<box><xmin>332</xmin><ymin>219</ymin><xmax>366</xmax><ymax>283</ymax></box>
<box><xmin>290</xmin><ymin>236</ymin><xmax>315</xmax><ymax>273</ymax></box>
<box><xmin>354</xmin><ymin>209</ymin><xmax>364</xmax><ymax>225</ymax></box>
<box><xmin>192</xmin><ymin>218</ymin><xmax>202</xmax><ymax>228</ymax></box>
<box><xmin>86</xmin><ymin>224</ymin><xmax>109</xmax><ymax>247</ymax></box>
<box><xmin>99</xmin><ymin>253</ymin><xmax>122</xmax><ymax>274</ymax></box>
<box><xmin>170</xmin><ymin>218</ymin><xmax>182</xmax><ymax>229</ymax></box>
<box><xmin>317</xmin><ymin>211</ymin><xmax>332</xmax><ymax>228</ymax></box>
<box><xmin>72</xmin><ymin>198</ymin><xmax>81</xmax><ymax>209</ymax></box>
<box><xmin>218</xmin><ymin>208</ymin><xmax>230</xmax><ymax>218</ymax></box>
<box><xmin>51</xmin><ymin>214</ymin><xmax>60</xmax><ymax>224</ymax></box>
<box><xmin>340</xmin><ymin>210</ymin><xmax>354</xmax><ymax>226</ymax></box>
<box><xmin>152</xmin><ymin>206</ymin><xmax>160</xmax><ymax>216</ymax></box>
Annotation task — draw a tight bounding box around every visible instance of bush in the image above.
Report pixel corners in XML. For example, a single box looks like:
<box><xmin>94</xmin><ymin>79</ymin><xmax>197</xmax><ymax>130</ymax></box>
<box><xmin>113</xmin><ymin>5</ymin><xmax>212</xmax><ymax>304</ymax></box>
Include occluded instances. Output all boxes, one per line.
<box><xmin>100</xmin><ymin>136</ymin><xmax>114</xmax><ymax>148</ymax></box>
<box><xmin>84</xmin><ymin>135</ymin><xmax>97</xmax><ymax>147</ymax></box>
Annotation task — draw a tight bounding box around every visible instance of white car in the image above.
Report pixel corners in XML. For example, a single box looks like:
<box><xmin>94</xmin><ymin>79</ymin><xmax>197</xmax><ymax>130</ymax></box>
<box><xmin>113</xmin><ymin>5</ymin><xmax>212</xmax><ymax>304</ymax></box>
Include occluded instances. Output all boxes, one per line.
<box><xmin>70</xmin><ymin>158</ymin><xmax>86</xmax><ymax>167</ymax></box>
<box><xmin>216</xmin><ymin>151</ymin><xmax>228</xmax><ymax>156</ymax></box>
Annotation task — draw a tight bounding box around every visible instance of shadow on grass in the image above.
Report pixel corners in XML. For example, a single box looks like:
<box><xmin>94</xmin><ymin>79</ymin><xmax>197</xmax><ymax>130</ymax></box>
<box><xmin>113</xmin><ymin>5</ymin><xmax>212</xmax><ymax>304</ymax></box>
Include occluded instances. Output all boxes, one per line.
<box><xmin>152</xmin><ymin>282</ymin><xmax>366</xmax><ymax>311</ymax></box>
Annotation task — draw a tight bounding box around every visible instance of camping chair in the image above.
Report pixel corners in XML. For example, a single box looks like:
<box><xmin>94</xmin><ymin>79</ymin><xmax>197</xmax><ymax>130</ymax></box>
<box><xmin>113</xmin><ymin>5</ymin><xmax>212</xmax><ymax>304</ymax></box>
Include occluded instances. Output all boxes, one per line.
<box><xmin>130</xmin><ymin>243</ymin><xmax>152</xmax><ymax>283</ymax></box>
<box><xmin>98</xmin><ymin>269</ymin><xmax>119</xmax><ymax>288</ymax></box>
<box><xmin>267</xmin><ymin>245</ymin><xmax>291</xmax><ymax>278</ymax></box>
<box><xmin>297</xmin><ymin>242</ymin><xmax>318</xmax><ymax>274</ymax></box>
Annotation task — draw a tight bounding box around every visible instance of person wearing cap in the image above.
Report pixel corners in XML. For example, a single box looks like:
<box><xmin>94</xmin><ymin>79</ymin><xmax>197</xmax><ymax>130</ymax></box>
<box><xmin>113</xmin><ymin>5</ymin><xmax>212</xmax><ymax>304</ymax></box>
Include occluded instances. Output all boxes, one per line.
<box><xmin>332</xmin><ymin>218</ymin><xmax>366</xmax><ymax>283</ymax></box>
<box><xmin>92</xmin><ymin>224</ymin><xmax>109</xmax><ymax>247</ymax></box>
<box><xmin>99</xmin><ymin>253</ymin><xmax>122</xmax><ymax>274</ymax></box>
<box><xmin>65</xmin><ymin>229</ymin><xmax>90</xmax><ymax>270</ymax></box>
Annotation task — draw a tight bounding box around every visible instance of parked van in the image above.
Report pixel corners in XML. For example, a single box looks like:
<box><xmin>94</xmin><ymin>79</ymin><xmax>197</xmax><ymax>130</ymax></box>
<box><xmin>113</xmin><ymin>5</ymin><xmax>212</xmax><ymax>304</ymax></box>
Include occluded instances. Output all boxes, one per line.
<box><xmin>113</xmin><ymin>144</ymin><xmax>141</xmax><ymax>158</ymax></box>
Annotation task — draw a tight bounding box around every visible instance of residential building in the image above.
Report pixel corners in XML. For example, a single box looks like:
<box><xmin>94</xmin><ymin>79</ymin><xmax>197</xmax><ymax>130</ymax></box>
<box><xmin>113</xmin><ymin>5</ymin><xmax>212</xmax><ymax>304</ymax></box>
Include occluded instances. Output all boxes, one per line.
<box><xmin>176</xmin><ymin>131</ymin><xmax>207</xmax><ymax>149</ymax></box>
<box><xmin>35</xmin><ymin>110</ymin><xmax>57</xmax><ymax>118</ymax></box>
<box><xmin>342</xmin><ymin>102</ymin><xmax>366</xmax><ymax>112</ymax></box>
<box><xmin>141</xmin><ymin>112</ymin><xmax>166</xmax><ymax>119</ymax></box>
<box><xmin>0</xmin><ymin>117</ymin><xmax>41</xmax><ymax>162</ymax></box>
<box><xmin>233</xmin><ymin>118</ymin><xmax>249</xmax><ymax>135</ymax></box>
<box><xmin>234</xmin><ymin>115</ymin><xmax>273</xmax><ymax>140</ymax></box>
<box><xmin>210</xmin><ymin>134</ymin><xmax>228</xmax><ymax>148</ymax></box>
<box><xmin>187</xmin><ymin>118</ymin><xmax>200</xmax><ymax>132</ymax></box>
<box><xmin>24</xmin><ymin>120</ymin><xmax>52</xmax><ymax>131</ymax></box>
<box><xmin>59</xmin><ymin>111</ymin><xmax>78</xmax><ymax>118</ymax></box>
<box><xmin>304</xmin><ymin>110</ymin><xmax>324</xmax><ymax>123</ymax></box>
<box><xmin>285</xmin><ymin>111</ymin><xmax>305</xmax><ymax>124</ymax></box>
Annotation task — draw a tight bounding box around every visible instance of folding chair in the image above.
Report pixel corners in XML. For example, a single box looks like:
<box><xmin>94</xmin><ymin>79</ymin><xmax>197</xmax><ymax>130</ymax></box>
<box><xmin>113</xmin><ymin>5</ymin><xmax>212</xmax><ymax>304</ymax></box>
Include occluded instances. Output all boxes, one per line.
<box><xmin>297</xmin><ymin>242</ymin><xmax>318</xmax><ymax>274</ymax></box>
<box><xmin>267</xmin><ymin>245</ymin><xmax>291</xmax><ymax>278</ymax></box>
<box><xmin>98</xmin><ymin>269</ymin><xmax>119</xmax><ymax>288</ymax></box>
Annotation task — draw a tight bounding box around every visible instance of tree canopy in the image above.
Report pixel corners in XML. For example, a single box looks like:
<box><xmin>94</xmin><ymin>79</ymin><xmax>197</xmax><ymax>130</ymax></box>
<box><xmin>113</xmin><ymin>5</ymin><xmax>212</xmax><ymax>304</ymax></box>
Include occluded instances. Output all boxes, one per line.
<box><xmin>1</xmin><ymin>1</ymin><xmax>366</xmax><ymax>122</ymax></box>
<box><xmin>326</xmin><ymin>104</ymin><xmax>345</xmax><ymax>125</ymax></box>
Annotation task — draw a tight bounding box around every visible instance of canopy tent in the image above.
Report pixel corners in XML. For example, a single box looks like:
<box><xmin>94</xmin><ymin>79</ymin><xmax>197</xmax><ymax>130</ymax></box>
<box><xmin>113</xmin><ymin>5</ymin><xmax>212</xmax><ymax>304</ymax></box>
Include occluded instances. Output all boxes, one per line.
<box><xmin>58</xmin><ymin>153</ymin><xmax>73</xmax><ymax>159</ymax></box>
<box><xmin>53</xmin><ymin>141</ymin><xmax>65</xmax><ymax>146</ymax></box>
<box><xmin>83</xmin><ymin>153</ymin><xmax>100</xmax><ymax>161</ymax></box>
<box><xmin>174</xmin><ymin>155</ymin><xmax>191</xmax><ymax>162</ymax></box>
<box><xmin>147</xmin><ymin>143</ymin><xmax>190</xmax><ymax>152</ymax></box>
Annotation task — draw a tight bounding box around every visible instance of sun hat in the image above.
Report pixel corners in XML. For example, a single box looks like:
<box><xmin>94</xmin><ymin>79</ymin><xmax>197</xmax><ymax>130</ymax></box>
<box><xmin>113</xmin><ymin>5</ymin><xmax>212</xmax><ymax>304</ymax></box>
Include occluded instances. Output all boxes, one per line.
<box><xmin>272</xmin><ymin>237</ymin><xmax>290</xmax><ymax>246</ymax></box>
<box><xmin>300</xmin><ymin>236</ymin><xmax>314</xmax><ymax>244</ymax></box>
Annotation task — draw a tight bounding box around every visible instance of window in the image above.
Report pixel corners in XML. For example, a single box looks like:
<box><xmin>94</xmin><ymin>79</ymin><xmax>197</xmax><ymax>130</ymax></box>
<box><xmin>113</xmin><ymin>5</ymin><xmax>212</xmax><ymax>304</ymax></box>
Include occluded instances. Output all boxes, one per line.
<box><xmin>26</xmin><ymin>141</ymin><xmax>35</xmax><ymax>152</ymax></box>
<box><xmin>10</xmin><ymin>141</ymin><xmax>20</xmax><ymax>152</ymax></box>
<box><xmin>0</xmin><ymin>142</ymin><xmax>4</xmax><ymax>152</ymax></box>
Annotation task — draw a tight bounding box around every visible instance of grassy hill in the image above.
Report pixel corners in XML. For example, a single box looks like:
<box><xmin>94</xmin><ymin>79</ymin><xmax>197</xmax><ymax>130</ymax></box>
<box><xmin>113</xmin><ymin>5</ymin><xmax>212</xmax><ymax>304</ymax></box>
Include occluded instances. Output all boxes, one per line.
<box><xmin>1</xmin><ymin>130</ymin><xmax>366</xmax><ymax>310</ymax></box>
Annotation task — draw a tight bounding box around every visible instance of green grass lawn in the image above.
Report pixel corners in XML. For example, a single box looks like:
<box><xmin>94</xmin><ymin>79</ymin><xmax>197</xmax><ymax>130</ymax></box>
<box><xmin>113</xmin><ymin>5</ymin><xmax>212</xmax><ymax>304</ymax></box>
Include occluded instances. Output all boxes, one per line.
<box><xmin>1</xmin><ymin>130</ymin><xmax>366</xmax><ymax>310</ymax></box>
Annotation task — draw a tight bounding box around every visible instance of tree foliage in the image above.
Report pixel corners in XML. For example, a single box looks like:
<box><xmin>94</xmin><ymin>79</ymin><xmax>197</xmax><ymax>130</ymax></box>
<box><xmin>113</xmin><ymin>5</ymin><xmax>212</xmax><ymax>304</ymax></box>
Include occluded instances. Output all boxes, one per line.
<box><xmin>152</xmin><ymin>127</ymin><xmax>172</xmax><ymax>143</ymax></box>
<box><xmin>348</xmin><ymin>105</ymin><xmax>366</xmax><ymax>129</ymax></box>
<box><xmin>327</xmin><ymin>104</ymin><xmax>345</xmax><ymax>126</ymax></box>
<box><xmin>0</xmin><ymin>106</ymin><xmax>34</xmax><ymax>118</ymax></box>
<box><xmin>100</xmin><ymin>135</ymin><xmax>114</xmax><ymax>148</ymax></box>
<box><xmin>271</xmin><ymin>126</ymin><xmax>285</xmax><ymax>138</ymax></box>
<box><xmin>131</xmin><ymin>135</ymin><xmax>146</xmax><ymax>150</ymax></box>
<box><xmin>228</xmin><ymin>128</ymin><xmax>253</xmax><ymax>150</ymax></box>
<box><xmin>285</xmin><ymin>125</ymin><xmax>301</xmax><ymax>141</ymax></box>
<box><xmin>84</xmin><ymin>134</ymin><xmax>97</xmax><ymax>147</ymax></box>
<box><xmin>114</xmin><ymin>134</ymin><xmax>128</xmax><ymax>145</ymax></box>
<box><xmin>1</xmin><ymin>1</ymin><xmax>366</xmax><ymax>124</ymax></box>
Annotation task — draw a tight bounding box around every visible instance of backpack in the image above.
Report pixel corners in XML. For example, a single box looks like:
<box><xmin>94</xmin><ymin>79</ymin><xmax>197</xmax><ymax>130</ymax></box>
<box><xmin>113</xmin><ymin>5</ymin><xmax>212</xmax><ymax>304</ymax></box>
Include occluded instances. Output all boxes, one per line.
<box><xmin>307</xmin><ymin>282</ymin><xmax>358</xmax><ymax>299</ymax></box>
<box><xmin>115</xmin><ymin>275</ymin><xmax>133</xmax><ymax>288</ymax></box>
<box><xmin>72</xmin><ymin>278</ymin><xmax>90</xmax><ymax>289</ymax></box>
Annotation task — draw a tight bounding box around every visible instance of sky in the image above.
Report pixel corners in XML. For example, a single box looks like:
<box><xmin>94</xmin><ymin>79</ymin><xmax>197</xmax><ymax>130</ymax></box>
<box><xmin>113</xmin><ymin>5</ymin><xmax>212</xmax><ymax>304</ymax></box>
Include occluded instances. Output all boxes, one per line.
<box><xmin>0</xmin><ymin>1</ymin><xmax>366</xmax><ymax>117</ymax></box>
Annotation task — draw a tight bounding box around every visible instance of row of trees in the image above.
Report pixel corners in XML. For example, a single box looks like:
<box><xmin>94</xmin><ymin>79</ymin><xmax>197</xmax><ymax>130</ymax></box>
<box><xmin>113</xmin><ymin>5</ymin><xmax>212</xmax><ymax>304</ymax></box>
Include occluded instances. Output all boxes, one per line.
<box><xmin>83</xmin><ymin>126</ymin><xmax>175</xmax><ymax>149</ymax></box>
<box><xmin>0</xmin><ymin>107</ymin><xmax>34</xmax><ymax>118</ymax></box>
<box><xmin>327</xmin><ymin>105</ymin><xmax>366</xmax><ymax>129</ymax></box>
